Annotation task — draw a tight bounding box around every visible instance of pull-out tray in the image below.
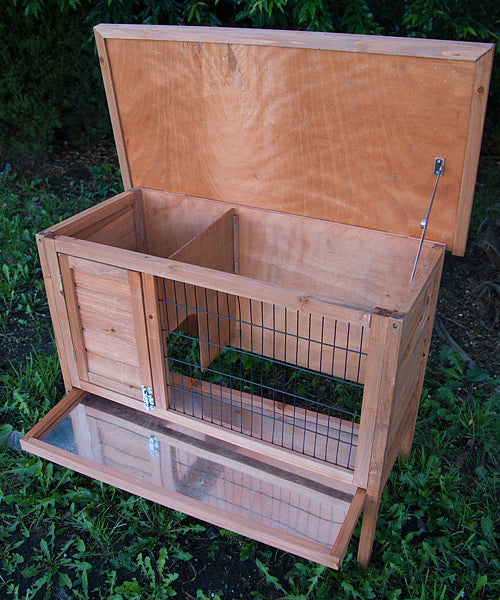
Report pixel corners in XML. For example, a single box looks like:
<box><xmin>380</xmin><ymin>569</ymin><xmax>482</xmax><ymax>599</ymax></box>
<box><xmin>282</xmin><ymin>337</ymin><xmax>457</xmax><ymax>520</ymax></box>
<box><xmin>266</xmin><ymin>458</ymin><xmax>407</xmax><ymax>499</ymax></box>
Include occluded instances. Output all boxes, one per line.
<box><xmin>21</xmin><ymin>389</ymin><xmax>366</xmax><ymax>569</ymax></box>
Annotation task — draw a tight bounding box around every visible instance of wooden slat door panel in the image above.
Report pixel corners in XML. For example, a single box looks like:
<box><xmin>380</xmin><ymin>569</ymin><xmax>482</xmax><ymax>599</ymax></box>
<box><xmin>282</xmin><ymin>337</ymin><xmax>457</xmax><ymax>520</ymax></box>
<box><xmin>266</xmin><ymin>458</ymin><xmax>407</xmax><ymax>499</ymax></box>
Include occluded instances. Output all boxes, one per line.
<box><xmin>59</xmin><ymin>254</ymin><xmax>152</xmax><ymax>404</ymax></box>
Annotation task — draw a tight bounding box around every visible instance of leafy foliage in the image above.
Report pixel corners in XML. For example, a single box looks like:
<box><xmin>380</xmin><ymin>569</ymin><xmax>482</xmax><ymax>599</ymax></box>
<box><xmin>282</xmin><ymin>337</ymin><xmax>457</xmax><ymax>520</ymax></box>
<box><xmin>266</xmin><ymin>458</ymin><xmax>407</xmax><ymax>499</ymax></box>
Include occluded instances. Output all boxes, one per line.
<box><xmin>0</xmin><ymin>0</ymin><xmax>109</xmax><ymax>160</ymax></box>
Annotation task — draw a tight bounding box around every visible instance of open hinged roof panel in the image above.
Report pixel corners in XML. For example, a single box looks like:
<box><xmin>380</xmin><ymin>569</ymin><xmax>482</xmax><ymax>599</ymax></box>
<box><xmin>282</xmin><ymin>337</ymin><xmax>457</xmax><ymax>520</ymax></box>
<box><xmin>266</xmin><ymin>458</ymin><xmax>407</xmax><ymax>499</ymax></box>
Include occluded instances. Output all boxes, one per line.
<box><xmin>94</xmin><ymin>24</ymin><xmax>493</xmax><ymax>255</ymax></box>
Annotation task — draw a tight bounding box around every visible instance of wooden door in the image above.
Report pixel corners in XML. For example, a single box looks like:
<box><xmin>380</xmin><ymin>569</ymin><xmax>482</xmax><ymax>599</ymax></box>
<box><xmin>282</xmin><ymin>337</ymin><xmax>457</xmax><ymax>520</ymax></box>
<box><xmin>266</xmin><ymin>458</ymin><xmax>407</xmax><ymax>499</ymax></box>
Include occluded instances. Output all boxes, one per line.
<box><xmin>59</xmin><ymin>254</ymin><xmax>153</xmax><ymax>407</ymax></box>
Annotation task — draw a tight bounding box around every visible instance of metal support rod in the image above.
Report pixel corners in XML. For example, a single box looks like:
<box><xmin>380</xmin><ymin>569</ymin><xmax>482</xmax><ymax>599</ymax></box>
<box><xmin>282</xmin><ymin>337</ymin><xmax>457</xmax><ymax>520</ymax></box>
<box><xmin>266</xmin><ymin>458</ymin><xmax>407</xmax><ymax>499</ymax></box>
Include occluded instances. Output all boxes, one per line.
<box><xmin>410</xmin><ymin>158</ymin><xmax>445</xmax><ymax>282</ymax></box>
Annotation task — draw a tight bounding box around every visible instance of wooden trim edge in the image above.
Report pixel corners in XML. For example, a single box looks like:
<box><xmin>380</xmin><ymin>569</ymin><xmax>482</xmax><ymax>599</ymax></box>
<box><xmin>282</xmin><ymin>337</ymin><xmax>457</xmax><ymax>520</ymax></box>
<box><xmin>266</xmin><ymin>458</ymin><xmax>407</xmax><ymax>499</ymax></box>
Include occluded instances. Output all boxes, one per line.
<box><xmin>453</xmin><ymin>47</ymin><xmax>495</xmax><ymax>255</ymax></box>
<box><xmin>94</xmin><ymin>29</ymin><xmax>132</xmax><ymax>190</ymax></box>
<box><xmin>331</xmin><ymin>487</ymin><xmax>366</xmax><ymax>562</ymax></box>
<box><xmin>93</xmin><ymin>24</ymin><xmax>493</xmax><ymax>61</ymax></box>
<box><xmin>20</xmin><ymin>388</ymin><xmax>87</xmax><ymax>444</ymax></box>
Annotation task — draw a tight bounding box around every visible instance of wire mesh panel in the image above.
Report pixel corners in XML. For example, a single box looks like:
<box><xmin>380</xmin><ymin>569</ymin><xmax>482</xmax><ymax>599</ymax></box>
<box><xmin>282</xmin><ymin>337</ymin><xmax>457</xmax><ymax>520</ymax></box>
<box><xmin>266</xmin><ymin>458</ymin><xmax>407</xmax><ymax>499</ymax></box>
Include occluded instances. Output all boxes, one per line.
<box><xmin>159</xmin><ymin>279</ymin><xmax>368</xmax><ymax>470</ymax></box>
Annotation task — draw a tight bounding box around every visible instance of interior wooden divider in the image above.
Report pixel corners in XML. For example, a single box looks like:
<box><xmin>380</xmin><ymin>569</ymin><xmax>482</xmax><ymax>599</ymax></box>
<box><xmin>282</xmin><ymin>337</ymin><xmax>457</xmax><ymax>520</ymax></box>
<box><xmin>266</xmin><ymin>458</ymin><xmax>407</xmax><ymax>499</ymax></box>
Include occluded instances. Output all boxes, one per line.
<box><xmin>165</xmin><ymin>208</ymin><xmax>238</xmax><ymax>369</ymax></box>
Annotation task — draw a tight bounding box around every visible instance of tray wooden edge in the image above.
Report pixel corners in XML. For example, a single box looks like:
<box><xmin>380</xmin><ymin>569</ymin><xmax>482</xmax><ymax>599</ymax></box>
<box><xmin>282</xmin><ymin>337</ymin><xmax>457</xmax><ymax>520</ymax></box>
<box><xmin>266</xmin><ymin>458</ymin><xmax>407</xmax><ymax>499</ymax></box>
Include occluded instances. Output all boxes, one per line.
<box><xmin>21</xmin><ymin>389</ymin><xmax>367</xmax><ymax>570</ymax></box>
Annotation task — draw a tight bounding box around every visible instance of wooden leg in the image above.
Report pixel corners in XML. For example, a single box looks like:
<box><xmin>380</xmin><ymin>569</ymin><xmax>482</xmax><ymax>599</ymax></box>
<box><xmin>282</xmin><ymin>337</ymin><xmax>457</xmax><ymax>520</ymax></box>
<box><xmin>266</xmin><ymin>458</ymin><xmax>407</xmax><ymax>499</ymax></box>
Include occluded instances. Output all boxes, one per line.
<box><xmin>400</xmin><ymin>410</ymin><xmax>419</xmax><ymax>458</ymax></box>
<box><xmin>357</xmin><ymin>495</ymin><xmax>380</xmax><ymax>569</ymax></box>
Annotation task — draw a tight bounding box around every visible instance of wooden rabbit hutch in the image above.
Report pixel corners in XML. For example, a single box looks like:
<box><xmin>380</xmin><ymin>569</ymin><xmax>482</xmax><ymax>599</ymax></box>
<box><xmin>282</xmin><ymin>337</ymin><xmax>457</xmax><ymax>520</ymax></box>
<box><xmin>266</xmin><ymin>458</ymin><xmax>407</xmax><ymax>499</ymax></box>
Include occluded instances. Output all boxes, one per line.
<box><xmin>21</xmin><ymin>25</ymin><xmax>493</xmax><ymax>569</ymax></box>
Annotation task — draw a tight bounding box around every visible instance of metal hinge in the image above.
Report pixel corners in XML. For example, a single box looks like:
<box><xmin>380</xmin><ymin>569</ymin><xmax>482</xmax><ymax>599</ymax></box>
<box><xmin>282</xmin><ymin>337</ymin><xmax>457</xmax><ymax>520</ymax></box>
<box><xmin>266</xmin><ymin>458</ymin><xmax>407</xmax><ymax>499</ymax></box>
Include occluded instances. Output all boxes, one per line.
<box><xmin>142</xmin><ymin>385</ymin><xmax>154</xmax><ymax>410</ymax></box>
<box><xmin>148</xmin><ymin>435</ymin><xmax>159</xmax><ymax>457</ymax></box>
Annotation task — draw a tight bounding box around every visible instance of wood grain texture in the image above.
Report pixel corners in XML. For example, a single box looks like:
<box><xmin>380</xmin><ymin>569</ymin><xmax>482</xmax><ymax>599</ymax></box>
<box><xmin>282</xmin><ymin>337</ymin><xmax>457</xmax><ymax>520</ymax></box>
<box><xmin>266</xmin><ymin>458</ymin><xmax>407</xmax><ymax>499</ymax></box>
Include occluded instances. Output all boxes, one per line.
<box><xmin>36</xmin><ymin>234</ymin><xmax>78</xmax><ymax>391</ymax></box>
<box><xmin>63</xmin><ymin>256</ymin><xmax>148</xmax><ymax>403</ymax></box>
<box><xmin>70</xmin><ymin>403</ymin><xmax>96</xmax><ymax>461</ymax></box>
<box><xmin>129</xmin><ymin>270</ymin><xmax>154</xmax><ymax>390</ymax></box>
<box><xmin>142</xmin><ymin>274</ymin><xmax>168</xmax><ymax>410</ymax></box>
<box><xmin>354</xmin><ymin>313</ymin><xmax>402</xmax><ymax>568</ymax></box>
<box><xmin>59</xmin><ymin>254</ymin><xmax>90</xmax><ymax>383</ymax></box>
<box><xmin>82</xmin><ymin>207</ymin><xmax>136</xmax><ymax>249</ymax></box>
<box><xmin>390</xmin><ymin>252</ymin><xmax>444</xmax><ymax>462</ymax></box>
<box><xmin>42</xmin><ymin>190</ymin><xmax>134</xmax><ymax>238</ymax></box>
<box><xmin>95</xmin><ymin>27</ymin><xmax>493</xmax><ymax>252</ymax></box>
<box><xmin>331</xmin><ymin>487</ymin><xmax>366</xmax><ymax>563</ymax></box>
<box><xmin>95</xmin><ymin>24</ymin><xmax>491</xmax><ymax>61</ymax></box>
<box><xmin>453</xmin><ymin>48</ymin><xmax>495</xmax><ymax>255</ymax></box>
<box><xmin>169</xmin><ymin>208</ymin><xmax>236</xmax><ymax>272</ymax></box>
<box><xmin>20</xmin><ymin>388</ymin><xmax>86</xmax><ymax>443</ymax></box>
<box><xmin>141</xmin><ymin>189</ymin><xmax>230</xmax><ymax>259</ymax></box>
<box><xmin>142</xmin><ymin>189</ymin><xmax>441</xmax><ymax>315</ymax></box>
<box><xmin>94</xmin><ymin>31</ymin><xmax>132</xmax><ymax>189</ymax></box>
<box><xmin>132</xmin><ymin>188</ymin><xmax>147</xmax><ymax>252</ymax></box>
<box><xmin>54</xmin><ymin>235</ymin><xmax>374</xmax><ymax>324</ymax></box>
<box><xmin>357</xmin><ymin>495</ymin><xmax>380</xmax><ymax>570</ymax></box>
<box><xmin>167</xmin><ymin>209</ymin><xmax>236</xmax><ymax>367</ymax></box>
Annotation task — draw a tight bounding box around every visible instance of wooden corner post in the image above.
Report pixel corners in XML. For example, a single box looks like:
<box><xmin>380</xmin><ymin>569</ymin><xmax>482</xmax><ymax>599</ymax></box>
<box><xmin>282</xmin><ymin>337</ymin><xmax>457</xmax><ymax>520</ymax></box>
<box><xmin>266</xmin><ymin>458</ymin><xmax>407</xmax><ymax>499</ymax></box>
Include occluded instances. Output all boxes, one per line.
<box><xmin>355</xmin><ymin>312</ymin><xmax>403</xmax><ymax>569</ymax></box>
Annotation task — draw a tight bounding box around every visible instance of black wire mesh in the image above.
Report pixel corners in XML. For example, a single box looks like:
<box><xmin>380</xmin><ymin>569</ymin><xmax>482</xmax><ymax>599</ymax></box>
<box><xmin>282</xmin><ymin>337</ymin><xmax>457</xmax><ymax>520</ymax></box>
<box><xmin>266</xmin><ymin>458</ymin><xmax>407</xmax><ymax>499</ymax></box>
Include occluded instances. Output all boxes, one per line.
<box><xmin>159</xmin><ymin>280</ymin><xmax>367</xmax><ymax>470</ymax></box>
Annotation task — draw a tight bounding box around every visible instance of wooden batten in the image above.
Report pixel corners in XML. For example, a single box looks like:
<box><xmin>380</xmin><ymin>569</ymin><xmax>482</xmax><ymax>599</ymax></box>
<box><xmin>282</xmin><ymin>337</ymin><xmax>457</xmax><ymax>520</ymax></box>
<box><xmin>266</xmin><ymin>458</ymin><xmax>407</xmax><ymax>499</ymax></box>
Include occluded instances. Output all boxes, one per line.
<box><xmin>94</xmin><ymin>24</ymin><xmax>490</xmax><ymax>58</ymax></box>
<box><xmin>453</xmin><ymin>48</ymin><xmax>495</xmax><ymax>255</ymax></box>
<box><xmin>53</xmin><ymin>234</ymin><xmax>376</xmax><ymax>325</ymax></box>
<box><xmin>36</xmin><ymin>233</ymin><xmax>80</xmax><ymax>392</ymax></box>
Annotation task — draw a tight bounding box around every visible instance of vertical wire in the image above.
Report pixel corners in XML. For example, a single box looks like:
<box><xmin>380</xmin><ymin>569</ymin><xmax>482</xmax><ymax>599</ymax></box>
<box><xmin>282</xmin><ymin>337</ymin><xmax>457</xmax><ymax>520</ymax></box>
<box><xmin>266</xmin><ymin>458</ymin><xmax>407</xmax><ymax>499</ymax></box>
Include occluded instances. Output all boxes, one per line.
<box><xmin>172</xmin><ymin>280</ymin><xmax>183</xmax><ymax>413</ymax></box>
<box><xmin>271</xmin><ymin>304</ymin><xmax>277</xmax><ymax>445</ymax></box>
<box><xmin>336</xmin><ymin>322</ymin><xmax>351</xmax><ymax>466</ymax></box>
<box><xmin>314</xmin><ymin>316</ymin><xmax>325</xmax><ymax>459</ymax></box>
<box><xmin>346</xmin><ymin>326</ymin><xmax>357</xmax><ymax>469</ymax></box>
<box><xmin>212</xmin><ymin>289</ymin><xmax>221</xmax><ymax>426</ymax></box>
<box><xmin>356</xmin><ymin>326</ymin><xmax>364</xmax><ymax>385</ymax></box>
<box><xmin>162</xmin><ymin>277</ymin><xmax>172</xmax><ymax>410</ymax></box>
<box><xmin>303</xmin><ymin>312</ymin><xmax>312</xmax><ymax>455</ymax></box>
<box><xmin>292</xmin><ymin>310</ymin><xmax>300</xmax><ymax>453</ymax></box>
<box><xmin>325</xmin><ymin>319</ymin><xmax>338</xmax><ymax>462</ymax></box>
<box><xmin>234</xmin><ymin>296</ymin><xmax>243</xmax><ymax>429</ymax></box>
<box><xmin>260</xmin><ymin>301</ymin><xmax>265</xmax><ymax>441</ymax></box>
<box><xmin>226</xmin><ymin>292</ymin><xmax>233</xmax><ymax>429</ymax></box>
<box><xmin>249</xmin><ymin>299</ymin><xmax>254</xmax><ymax>436</ymax></box>
<box><xmin>237</xmin><ymin>299</ymin><xmax>244</xmax><ymax>434</ymax></box>
<box><xmin>193</xmin><ymin>284</ymin><xmax>201</xmax><ymax>420</ymax></box>
<box><xmin>215</xmin><ymin>290</ymin><xmax>223</xmax><ymax>425</ymax></box>
<box><xmin>281</xmin><ymin>307</ymin><xmax>287</xmax><ymax>448</ymax></box>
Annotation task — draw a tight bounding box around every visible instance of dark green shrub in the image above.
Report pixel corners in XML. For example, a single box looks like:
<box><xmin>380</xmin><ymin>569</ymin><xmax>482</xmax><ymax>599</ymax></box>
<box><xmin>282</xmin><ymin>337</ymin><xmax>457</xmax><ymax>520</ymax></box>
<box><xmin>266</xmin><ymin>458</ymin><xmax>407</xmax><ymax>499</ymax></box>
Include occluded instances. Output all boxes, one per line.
<box><xmin>0</xmin><ymin>0</ymin><xmax>109</xmax><ymax>160</ymax></box>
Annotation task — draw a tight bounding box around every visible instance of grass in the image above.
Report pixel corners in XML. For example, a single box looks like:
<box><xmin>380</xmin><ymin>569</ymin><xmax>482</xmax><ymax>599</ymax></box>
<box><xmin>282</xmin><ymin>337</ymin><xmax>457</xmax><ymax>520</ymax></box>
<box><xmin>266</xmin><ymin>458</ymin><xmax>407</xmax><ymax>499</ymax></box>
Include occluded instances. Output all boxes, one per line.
<box><xmin>0</xmin><ymin>166</ymin><xmax>499</xmax><ymax>599</ymax></box>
